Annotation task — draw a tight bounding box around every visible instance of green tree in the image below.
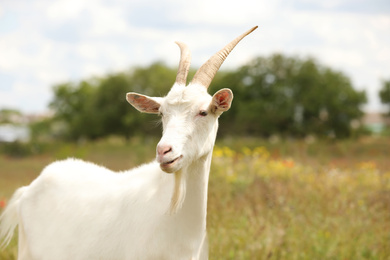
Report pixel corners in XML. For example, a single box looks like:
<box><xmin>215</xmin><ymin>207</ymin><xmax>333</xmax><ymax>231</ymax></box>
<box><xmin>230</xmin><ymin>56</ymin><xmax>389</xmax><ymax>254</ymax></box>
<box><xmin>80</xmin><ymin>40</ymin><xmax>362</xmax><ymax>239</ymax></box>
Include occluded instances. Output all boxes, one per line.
<box><xmin>49</xmin><ymin>62</ymin><xmax>177</xmax><ymax>141</ymax></box>
<box><xmin>130</xmin><ymin>62</ymin><xmax>176</xmax><ymax>96</ymax></box>
<box><xmin>210</xmin><ymin>54</ymin><xmax>366</xmax><ymax>138</ymax></box>
<box><xmin>50</xmin><ymin>80</ymin><xmax>97</xmax><ymax>140</ymax></box>
<box><xmin>0</xmin><ymin>109</ymin><xmax>23</xmax><ymax>124</ymax></box>
<box><xmin>124</xmin><ymin>62</ymin><xmax>176</xmax><ymax>136</ymax></box>
<box><xmin>379</xmin><ymin>79</ymin><xmax>390</xmax><ymax>116</ymax></box>
<box><xmin>50</xmin><ymin>57</ymin><xmax>366</xmax><ymax>140</ymax></box>
<box><xmin>92</xmin><ymin>73</ymin><xmax>132</xmax><ymax>138</ymax></box>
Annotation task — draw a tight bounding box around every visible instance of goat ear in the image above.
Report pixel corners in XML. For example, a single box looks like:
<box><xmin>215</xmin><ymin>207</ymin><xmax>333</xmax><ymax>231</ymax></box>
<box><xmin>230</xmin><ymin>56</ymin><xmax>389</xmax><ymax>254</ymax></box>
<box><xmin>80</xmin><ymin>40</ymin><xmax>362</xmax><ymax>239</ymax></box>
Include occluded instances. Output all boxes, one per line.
<box><xmin>210</xmin><ymin>88</ymin><xmax>233</xmax><ymax>114</ymax></box>
<box><xmin>126</xmin><ymin>93</ymin><xmax>161</xmax><ymax>114</ymax></box>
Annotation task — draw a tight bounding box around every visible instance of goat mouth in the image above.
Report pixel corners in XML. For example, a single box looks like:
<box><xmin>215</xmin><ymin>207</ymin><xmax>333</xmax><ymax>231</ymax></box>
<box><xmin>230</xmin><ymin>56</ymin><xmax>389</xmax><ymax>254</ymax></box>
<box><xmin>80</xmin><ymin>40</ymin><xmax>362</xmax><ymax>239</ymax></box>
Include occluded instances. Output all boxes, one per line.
<box><xmin>160</xmin><ymin>155</ymin><xmax>183</xmax><ymax>171</ymax></box>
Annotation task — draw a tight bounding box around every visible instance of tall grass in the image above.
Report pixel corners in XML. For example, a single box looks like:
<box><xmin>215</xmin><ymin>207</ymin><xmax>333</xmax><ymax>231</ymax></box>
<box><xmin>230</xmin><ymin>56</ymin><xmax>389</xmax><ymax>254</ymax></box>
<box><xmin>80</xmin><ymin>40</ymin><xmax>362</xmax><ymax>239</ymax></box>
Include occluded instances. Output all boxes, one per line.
<box><xmin>0</xmin><ymin>137</ymin><xmax>389</xmax><ymax>259</ymax></box>
<box><xmin>209</xmin><ymin>145</ymin><xmax>390</xmax><ymax>259</ymax></box>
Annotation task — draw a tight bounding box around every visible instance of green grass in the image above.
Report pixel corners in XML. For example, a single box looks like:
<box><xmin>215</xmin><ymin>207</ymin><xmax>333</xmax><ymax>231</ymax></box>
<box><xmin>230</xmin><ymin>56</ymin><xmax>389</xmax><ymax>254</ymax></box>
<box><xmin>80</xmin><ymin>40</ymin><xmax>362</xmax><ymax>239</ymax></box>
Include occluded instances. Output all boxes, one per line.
<box><xmin>1</xmin><ymin>137</ymin><xmax>390</xmax><ymax>259</ymax></box>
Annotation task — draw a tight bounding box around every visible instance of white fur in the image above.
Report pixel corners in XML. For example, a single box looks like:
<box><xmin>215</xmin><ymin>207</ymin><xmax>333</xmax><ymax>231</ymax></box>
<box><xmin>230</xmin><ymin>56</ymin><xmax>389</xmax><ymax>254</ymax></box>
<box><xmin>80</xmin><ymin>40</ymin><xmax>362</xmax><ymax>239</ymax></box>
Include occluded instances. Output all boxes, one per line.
<box><xmin>0</xmin><ymin>84</ymin><xmax>231</xmax><ymax>260</ymax></box>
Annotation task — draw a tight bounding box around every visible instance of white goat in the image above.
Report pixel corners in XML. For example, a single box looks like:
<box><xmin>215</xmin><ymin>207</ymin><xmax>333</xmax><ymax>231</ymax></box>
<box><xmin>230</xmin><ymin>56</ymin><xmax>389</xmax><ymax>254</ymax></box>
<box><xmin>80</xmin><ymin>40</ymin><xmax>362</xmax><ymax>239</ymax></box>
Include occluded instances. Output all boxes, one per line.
<box><xmin>0</xmin><ymin>26</ymin><xmax>257</xmax><ymax>260</ymax></box>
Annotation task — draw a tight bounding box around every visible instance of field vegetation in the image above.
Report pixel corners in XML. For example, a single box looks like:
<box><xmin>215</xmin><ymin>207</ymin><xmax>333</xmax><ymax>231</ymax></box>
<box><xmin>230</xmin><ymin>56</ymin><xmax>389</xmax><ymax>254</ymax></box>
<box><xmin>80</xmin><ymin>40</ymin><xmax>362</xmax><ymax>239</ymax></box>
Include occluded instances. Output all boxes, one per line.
<box><xmin>0</xmin><ymin>137</ymin><xmax>389</xmax><ymax>259</ymax></box>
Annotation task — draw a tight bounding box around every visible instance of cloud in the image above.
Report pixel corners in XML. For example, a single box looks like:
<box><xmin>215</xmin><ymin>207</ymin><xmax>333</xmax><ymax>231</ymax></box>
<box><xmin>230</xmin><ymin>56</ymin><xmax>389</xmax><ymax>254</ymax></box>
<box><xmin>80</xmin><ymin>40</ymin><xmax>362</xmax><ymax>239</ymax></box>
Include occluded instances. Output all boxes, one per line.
<box><xmin>0</xmin><ymin>0</ymin><xmax>389</xmax><ymax>113</ymax></box>
<box><xmin>290</xmin><ymin>0</ymin><xmax>390</xmax><ymax>14</ymax></box>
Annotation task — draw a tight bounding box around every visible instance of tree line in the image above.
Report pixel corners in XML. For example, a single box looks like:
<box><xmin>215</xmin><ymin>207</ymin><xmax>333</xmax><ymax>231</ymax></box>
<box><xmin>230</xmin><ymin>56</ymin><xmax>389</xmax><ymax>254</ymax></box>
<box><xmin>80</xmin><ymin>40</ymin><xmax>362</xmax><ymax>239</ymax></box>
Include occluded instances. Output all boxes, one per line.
<box><xmin>46</xmin><ymin>53</ymin><xmax>380</xmax><ymax>141</ymax></box>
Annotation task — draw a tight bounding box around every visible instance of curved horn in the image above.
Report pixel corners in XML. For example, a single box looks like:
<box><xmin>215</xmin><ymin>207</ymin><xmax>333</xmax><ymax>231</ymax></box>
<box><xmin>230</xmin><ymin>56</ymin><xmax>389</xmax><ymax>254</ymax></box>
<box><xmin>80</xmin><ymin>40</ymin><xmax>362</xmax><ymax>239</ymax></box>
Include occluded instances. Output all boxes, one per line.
<box><xmin>191</xmin><ymin>26</ymin><xmax>258</xmax><ymax>89</ymax></box>
<box><xmin>175</xmin><ymin>41</ymin><xmax>192</xmax><ymax>85</ymax></box>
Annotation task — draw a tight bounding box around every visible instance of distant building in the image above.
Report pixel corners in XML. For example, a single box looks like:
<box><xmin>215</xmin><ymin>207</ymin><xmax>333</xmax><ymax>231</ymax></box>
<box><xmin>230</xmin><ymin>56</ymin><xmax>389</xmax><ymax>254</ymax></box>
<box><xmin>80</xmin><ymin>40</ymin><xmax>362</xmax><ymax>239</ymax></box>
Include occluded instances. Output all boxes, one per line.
<box><xmin>0</xmin><ymin>110</ymin><xmax>53</xmax><ymax>142</ymax></box>
<box><xmin>0</xmin><ymin>124</ymin><xmax>30</xmax><ymax>142</ymax></box>
<box><xmin>362</xmin><ymin>113</ymin><xmax>390</xmax><ymax>134</ymax></box>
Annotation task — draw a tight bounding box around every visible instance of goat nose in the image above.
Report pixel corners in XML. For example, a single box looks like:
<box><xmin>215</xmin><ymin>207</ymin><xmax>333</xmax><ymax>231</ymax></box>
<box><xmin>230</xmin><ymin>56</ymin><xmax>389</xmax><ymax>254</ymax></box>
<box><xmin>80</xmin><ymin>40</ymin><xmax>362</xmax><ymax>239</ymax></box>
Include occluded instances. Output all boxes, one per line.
<box><xmin>157</xmin><ymin>144</ymin><xmax>172</xmax><ymax>157</ymax></box>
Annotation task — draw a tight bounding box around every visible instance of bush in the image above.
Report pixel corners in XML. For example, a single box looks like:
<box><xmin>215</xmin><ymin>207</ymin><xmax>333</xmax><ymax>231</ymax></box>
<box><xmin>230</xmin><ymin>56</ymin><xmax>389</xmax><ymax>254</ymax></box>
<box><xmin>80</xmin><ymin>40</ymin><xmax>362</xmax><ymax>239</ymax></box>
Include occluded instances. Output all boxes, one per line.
<box><xmin>0</xmin><ymin>141</ymin><xmax>46</xmax><ymax>158</ymax></box>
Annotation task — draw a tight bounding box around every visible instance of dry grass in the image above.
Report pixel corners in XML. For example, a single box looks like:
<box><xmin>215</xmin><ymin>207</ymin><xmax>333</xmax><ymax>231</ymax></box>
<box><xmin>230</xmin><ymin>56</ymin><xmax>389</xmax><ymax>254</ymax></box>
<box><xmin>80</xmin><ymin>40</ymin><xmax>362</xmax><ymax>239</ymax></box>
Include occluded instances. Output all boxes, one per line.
<box><xmin>208</xmin><ymin>143</ymin><xmax>390</xmax><ymax>259</ymax></box>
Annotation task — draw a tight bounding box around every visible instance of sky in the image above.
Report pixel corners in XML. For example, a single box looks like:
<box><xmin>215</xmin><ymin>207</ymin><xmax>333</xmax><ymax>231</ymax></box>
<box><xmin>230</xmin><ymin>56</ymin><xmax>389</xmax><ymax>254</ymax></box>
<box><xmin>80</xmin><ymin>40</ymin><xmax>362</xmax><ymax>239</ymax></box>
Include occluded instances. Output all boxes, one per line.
<box><xmin>0</xmin><ymin>0</ymin><xmax>389</xmax><ymax>114</ymax></box>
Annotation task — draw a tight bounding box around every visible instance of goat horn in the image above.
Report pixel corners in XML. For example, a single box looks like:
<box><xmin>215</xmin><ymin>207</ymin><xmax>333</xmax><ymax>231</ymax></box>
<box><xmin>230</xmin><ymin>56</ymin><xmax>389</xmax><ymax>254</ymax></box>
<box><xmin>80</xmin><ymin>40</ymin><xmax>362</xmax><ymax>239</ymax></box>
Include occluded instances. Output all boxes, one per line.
<box><xmin>175</xmin><ymin>41</ymin><xmax>192</xmax><ymax>85</ymax></box>
<box><xmin>191</xmin><ymin>26</ymin><xmax>258</xmax><ymax>89</ymax></box>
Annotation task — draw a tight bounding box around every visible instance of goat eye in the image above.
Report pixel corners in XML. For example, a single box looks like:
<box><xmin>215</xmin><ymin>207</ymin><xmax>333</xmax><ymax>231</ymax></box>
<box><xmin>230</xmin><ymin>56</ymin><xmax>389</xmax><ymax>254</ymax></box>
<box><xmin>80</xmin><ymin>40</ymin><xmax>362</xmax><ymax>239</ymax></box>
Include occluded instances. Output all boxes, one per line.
<box><xmin>199</xmin><ymin>110</ymin><xmax>208</xmax><ymax>117</ymax></box>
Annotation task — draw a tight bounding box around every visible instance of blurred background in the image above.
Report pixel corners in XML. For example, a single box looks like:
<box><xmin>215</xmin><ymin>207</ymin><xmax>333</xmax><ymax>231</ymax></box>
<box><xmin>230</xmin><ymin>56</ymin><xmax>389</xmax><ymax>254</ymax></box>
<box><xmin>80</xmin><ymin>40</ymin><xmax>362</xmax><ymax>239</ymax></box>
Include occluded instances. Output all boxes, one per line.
<box><xmin>1</xmin><ymin>0</ymin><xmax>390</xmax><ymax>259</ymax></box>
<box><xmin>0</xmin><ymin>0</ymin><xmax>390</xmax><ymax>142</ymax></box>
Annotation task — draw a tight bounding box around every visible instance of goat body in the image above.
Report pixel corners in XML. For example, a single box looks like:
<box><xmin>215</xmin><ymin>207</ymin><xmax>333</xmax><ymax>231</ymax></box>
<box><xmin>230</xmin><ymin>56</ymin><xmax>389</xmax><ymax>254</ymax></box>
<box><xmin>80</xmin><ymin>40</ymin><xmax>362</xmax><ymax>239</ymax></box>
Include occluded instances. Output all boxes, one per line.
<box><xmin>2</xmin><ymin>159</ymin><xmax>206</xmax><ymax>259</ymax></box>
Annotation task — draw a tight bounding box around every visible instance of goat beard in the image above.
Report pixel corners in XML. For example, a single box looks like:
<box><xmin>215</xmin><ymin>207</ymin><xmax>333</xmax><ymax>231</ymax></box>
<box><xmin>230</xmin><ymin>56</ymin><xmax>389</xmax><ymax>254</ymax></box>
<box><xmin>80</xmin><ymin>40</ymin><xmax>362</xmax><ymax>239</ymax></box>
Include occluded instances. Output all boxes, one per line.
<box><xmin>169</xmin><ymin>170</ymin><xmax>186</xmax><ymax>215</ymax></box>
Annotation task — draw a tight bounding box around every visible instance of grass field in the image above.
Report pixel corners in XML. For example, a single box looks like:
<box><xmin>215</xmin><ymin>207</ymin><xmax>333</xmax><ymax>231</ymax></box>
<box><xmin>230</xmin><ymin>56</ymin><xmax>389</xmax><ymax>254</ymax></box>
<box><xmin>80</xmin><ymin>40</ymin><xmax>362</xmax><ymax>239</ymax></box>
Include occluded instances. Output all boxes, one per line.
<box><xmin>0</xmin><ymin>137</ymin><xmax>389</xmax><ymax>259</ymax></box>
